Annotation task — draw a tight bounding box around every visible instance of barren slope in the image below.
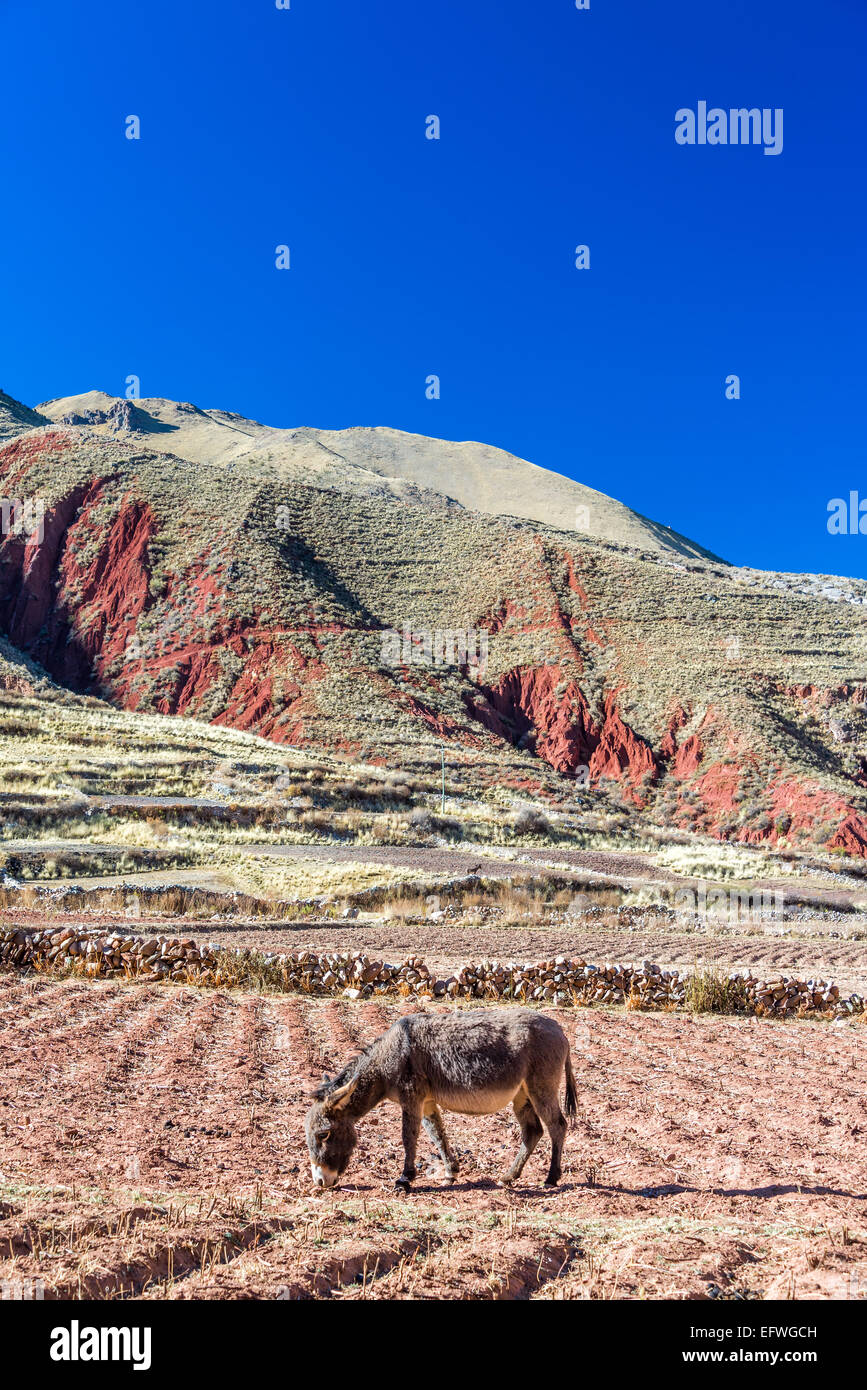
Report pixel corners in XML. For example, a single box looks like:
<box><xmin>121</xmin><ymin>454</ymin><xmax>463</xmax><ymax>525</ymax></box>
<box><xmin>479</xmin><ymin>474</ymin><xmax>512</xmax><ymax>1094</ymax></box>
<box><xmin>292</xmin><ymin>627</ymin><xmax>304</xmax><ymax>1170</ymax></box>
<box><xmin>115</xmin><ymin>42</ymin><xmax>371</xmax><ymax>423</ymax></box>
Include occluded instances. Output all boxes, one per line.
<box><xmin>0</xmin><ymin>388</ymin><xmax>48</xmax><ymax>443</ymax></box>
<box><xmin>36</xmin><ymin>390</ymin><xmax>721</xmax><ymax>560</ymax></box>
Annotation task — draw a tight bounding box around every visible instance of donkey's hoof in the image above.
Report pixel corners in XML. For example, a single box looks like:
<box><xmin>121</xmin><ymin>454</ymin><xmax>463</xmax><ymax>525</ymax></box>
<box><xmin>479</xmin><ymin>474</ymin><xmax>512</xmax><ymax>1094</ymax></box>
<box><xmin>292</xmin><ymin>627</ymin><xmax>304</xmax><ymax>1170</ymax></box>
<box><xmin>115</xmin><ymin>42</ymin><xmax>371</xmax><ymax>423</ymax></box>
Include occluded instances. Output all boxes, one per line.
<box><xmin>544</xmin><ymin>1176</ymin><xmax>561</xmax><ymax>1188</ymax></box>
<box><xmin>394</xmin><ymin>1177</ymin><xmax>412</xmax><ymax>1193</ymax></box>
<box><xmin>498</xmin><ymin>1174</ymin><xmax>516</xmax><ymax>1188</ymax></box>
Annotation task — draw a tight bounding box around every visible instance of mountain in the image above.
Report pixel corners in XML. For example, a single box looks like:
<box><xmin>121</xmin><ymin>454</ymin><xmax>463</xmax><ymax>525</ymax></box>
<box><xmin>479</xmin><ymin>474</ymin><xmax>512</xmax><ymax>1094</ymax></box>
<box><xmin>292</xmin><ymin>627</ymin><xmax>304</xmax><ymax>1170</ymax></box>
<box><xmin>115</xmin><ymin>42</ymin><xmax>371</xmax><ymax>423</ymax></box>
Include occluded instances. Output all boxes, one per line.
<box><xmin>0</xmin><ymin>388</ymin><xmax>48</xmax><ymax>442</ymax></box>
<box><xmin>36</xmin><ymin>390</ymin><xmax>722</xmax><ymax>561</ymax></box>
<box><xmin>1</xmin><ymin>388</ymin><xmax>866</xmax><ymax>857</ymax></box>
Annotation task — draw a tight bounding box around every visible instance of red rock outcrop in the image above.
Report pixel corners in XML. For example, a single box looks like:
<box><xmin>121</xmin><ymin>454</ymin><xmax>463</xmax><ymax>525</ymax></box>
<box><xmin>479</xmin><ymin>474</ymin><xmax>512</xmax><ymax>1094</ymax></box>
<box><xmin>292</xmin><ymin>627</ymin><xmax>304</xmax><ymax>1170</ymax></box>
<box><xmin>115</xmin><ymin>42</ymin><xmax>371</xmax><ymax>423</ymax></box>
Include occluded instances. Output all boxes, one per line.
<box><xmin>826</xmin><ymin>813</ymin><xmax>867</xmax><ymax>855</ymax></box>
<box><xmin>670</xmin><ymin>734</ymin><xmax>703</xmax><ymax>778</ymax></box>
<box><xmin>588</xmin><ymin>692</ymin><xmax>658</xmax><ymax>792</ymax></box>
<box><xmin>468</xmin><ymin>666</ymin><xmax>657</xmax><ymax>801</ymax></box>
<box><xmin>469</xmin><ymin>665</ymin><xmax>598</xmax><ymax>774</ymax></box>
<box><xmin>0</xmin><ymin>486</ymin><xmax>91</xmax><ymax>675</ymax></box>
<box><xmin>660</xmin><ymin>706</ymin><xmax>690</xmax><ymax>759</ymax></box>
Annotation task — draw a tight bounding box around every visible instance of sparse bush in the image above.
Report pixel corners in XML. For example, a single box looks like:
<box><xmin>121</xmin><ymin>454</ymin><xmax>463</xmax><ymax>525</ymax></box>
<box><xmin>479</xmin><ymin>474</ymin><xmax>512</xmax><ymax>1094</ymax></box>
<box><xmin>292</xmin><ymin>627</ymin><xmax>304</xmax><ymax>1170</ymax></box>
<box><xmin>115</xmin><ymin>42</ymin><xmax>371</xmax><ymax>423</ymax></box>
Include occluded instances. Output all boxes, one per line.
<box><xmin>685</xmin><ymin>967</ymin><xmax>750</xmax><ymax>1015</ymax></box>
<box><xmin>512</xmin><ymin>807</ymin><xmax>552</xmax><ymax>837</ymax></box>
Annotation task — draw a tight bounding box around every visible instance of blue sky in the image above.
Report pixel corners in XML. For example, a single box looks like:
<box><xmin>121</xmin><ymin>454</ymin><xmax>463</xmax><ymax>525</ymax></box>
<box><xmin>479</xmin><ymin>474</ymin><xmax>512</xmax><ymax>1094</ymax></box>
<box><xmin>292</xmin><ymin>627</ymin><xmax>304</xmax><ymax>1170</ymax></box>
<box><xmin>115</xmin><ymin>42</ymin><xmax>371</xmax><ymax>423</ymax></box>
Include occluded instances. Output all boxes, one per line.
<box><xmin>2</xmin><ymin>0</ymin><xmax>865</xmax><ymax>575</ymax></box>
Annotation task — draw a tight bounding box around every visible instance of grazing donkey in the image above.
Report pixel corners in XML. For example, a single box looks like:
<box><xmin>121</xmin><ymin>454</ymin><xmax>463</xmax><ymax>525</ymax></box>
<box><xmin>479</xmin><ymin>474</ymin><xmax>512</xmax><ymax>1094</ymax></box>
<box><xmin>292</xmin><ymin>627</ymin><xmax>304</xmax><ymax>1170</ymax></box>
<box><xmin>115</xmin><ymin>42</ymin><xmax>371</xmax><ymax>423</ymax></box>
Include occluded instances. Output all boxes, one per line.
<box><xmin>305</xmin><ymin>1008</ymin><xmax>578</xmax><ymax>1191</ymax></box>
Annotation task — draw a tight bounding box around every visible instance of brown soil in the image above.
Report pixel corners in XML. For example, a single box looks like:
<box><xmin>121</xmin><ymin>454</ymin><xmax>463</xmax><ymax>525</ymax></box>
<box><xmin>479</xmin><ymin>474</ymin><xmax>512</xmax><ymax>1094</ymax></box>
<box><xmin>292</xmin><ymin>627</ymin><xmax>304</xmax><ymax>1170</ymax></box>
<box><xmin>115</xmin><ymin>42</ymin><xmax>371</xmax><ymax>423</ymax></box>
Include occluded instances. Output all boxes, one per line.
<box><xmin>1</xmin><ymin>972</ymin><xmax>864</xmax><ymax>1300</ymax></box>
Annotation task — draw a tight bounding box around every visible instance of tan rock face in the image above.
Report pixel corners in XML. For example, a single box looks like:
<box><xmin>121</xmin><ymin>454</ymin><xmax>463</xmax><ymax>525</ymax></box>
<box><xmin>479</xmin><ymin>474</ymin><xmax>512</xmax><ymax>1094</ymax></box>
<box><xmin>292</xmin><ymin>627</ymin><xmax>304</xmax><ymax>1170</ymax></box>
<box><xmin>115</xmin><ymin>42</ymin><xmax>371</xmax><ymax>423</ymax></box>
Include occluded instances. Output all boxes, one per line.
<box><xmin>34</xmin><ymin>393</ymin><xmax>719</xmax><ymax>560</ymax></box>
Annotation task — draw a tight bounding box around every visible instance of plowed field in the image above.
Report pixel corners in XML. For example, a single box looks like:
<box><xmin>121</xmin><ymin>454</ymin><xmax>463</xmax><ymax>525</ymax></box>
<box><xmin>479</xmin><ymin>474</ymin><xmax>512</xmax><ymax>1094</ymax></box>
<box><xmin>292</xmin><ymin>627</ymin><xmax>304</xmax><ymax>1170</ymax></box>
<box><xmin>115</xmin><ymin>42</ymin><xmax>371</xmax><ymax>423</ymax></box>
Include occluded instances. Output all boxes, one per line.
<box><xmin>1</xmin><ymin>973</ymin><xmax>865</xmax><ymax>1299</ymax></box>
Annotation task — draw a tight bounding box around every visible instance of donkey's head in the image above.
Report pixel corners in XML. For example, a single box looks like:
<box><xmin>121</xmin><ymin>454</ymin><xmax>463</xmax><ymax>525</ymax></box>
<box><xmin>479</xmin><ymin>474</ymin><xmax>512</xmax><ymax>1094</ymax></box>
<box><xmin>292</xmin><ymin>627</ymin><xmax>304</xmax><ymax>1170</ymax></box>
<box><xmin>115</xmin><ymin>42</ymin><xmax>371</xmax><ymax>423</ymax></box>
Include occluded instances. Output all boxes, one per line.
<box><xmin>304</xmin><ymin>1075</ymin><xmax>360</xmax><ymax>1188</ymax></box>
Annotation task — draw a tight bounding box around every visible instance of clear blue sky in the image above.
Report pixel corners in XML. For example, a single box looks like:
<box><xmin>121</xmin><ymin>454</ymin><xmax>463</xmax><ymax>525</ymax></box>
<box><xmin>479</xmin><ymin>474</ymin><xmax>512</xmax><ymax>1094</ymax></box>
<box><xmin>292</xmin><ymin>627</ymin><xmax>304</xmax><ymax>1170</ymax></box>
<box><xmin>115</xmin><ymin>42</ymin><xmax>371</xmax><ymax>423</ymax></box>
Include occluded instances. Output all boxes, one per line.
<box><xmin>2</xmin><ymin>0</ymin><xmax>865</xmax><ymax>576</ymax></box>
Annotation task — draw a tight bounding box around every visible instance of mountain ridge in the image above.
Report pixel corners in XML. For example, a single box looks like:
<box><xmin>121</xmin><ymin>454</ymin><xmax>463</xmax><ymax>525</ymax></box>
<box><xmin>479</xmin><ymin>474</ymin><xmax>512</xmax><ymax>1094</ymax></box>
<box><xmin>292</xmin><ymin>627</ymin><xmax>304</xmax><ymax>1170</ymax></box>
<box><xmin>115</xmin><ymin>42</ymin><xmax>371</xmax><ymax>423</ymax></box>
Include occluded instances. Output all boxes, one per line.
<box><xmin>0</xmin><ymin>390</ymin><xmax>865</xmax><ymax>859</ymax></box>
<box><xmin>33</xmin><ymin>389</ymin><xmax>725</xmax><ymax>562</ymax></box>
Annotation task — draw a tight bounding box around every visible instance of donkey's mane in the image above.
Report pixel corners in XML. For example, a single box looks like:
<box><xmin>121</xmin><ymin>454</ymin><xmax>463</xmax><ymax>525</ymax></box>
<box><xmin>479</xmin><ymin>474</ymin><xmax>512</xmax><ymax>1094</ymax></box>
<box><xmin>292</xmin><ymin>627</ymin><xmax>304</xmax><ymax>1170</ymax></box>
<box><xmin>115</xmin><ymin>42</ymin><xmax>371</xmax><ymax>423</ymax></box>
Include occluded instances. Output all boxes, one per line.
<box><xmin>313</xmin><ymin>1044</ymin><xmax>372</xmax><ymax>1101</ymax></box>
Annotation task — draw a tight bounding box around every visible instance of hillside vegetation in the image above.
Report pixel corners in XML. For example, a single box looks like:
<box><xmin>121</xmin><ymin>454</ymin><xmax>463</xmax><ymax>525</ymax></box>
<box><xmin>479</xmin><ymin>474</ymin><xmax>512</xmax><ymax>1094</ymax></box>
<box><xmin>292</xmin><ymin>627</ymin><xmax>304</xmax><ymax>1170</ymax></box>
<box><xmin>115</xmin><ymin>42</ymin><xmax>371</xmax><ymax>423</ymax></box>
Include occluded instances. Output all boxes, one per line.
<box><xmin>0</xmin><ymin>391</ymin><xmax>865</xmax><ymax>861</ymax></box>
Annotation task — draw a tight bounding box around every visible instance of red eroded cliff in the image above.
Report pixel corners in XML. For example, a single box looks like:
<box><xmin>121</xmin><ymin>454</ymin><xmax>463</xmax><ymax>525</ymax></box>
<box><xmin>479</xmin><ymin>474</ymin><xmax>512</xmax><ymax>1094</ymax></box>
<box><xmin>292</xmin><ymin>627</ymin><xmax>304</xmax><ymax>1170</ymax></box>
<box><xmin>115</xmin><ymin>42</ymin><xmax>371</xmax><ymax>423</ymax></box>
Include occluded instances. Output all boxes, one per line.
<box><xmin>660</xmin><ymin>706</ymin><xmax>690</xmax><ymax>759</ymax></box>
<box><xmin>467</xmin><ymin>665</ymin><xmax>657</xmax><ymax>801</ymax></box>
<box><xmin>828</xmin><ymin>813</ymin><xmax>867</xmax><ymax>855</ymax></box>
<box><xmin>588</xmin><ymin>691</ymin><xmax>657</xmax><ymax>789</ymax></box>
<box><xmin>468</xmin><ymin>665</ymin><xmax>598</xmax><ymax>773</ymax></box>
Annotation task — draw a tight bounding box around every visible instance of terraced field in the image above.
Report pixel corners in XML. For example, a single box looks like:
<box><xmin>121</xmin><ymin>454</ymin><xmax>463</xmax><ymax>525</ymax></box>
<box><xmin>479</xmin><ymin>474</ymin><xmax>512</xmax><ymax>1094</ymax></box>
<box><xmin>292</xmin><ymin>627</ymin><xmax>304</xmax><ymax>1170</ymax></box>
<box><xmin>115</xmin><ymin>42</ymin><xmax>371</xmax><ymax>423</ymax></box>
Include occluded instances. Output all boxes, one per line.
<box><xmin>1</xmin><ymin>974</ymin><xmax>864</xmax><ymax>1300</ymax></box>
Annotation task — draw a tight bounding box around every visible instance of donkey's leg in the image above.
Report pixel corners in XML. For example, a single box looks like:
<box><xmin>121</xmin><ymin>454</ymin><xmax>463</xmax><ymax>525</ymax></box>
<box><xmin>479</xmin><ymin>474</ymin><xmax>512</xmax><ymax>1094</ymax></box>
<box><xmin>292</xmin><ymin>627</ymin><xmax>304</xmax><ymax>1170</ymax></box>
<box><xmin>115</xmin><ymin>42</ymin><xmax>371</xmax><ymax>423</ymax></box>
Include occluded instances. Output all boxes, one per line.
<box><xmin>396</xmin><ymin>1105</ymin><xmax>422</xmax><ymax>1190</ymax></box>
<box><xmin>502</xmin><ymin>1092</ymin><xmax>543</xmax><ymax>1185</ymax></box>
<box><xmin>525</xmin><ymin>1084</ymin><xmax>567</xmax><ymax>1187</ymax></box>
<box><xmin>422</xmin><ymin>1104</ymin><xmax>459</xmax><ymax>1182</ymax></box>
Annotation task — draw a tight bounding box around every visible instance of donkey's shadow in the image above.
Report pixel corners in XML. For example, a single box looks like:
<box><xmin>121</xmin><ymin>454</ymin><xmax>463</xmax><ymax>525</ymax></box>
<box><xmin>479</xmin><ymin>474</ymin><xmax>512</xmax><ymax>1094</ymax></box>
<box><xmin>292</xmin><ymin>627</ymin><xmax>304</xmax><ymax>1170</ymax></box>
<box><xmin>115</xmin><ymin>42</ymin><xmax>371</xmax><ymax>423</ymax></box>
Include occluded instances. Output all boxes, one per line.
<box><xmin>330</xmin><ymin>1177</ymin><xmax>866</xmax><ymax>1202</ymax></box>
<box><xmin>576</xmin><ymin>1180</ymin><xmax>866</xmax><ymax>1202</ymax></box>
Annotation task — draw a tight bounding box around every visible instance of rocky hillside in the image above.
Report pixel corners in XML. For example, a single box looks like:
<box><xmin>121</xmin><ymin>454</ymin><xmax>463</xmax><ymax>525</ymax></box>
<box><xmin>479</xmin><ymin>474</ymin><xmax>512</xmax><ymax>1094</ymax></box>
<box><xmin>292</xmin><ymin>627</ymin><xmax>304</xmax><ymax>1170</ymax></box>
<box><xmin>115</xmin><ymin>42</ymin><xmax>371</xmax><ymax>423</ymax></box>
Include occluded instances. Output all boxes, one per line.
<box><xmin>1</xmin><ymin>390</ymin><xmax>866</xmax><ymax>856</ymax></box>
<box><xmin>0</xmin><ymin>389</ymin><xmax>48</xmax><ymax>443</ymax></box>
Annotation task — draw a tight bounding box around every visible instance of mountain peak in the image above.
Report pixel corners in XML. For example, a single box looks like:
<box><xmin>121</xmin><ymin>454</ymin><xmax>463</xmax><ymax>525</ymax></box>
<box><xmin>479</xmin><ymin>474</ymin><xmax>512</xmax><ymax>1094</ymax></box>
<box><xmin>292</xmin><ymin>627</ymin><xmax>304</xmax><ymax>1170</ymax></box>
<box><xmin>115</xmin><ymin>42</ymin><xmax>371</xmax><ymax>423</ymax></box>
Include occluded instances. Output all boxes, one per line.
<box><xmin>33</xmin><ymin>389</ymin><xmax>723</xmax><ymax>562</ymax></box>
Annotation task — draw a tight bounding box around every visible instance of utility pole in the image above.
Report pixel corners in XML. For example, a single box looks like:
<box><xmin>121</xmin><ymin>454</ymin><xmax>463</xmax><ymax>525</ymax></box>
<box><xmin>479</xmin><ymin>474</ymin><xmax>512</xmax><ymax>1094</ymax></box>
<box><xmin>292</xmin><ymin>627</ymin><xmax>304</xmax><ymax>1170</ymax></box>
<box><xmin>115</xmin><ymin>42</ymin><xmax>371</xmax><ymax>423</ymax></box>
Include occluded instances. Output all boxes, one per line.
<box><xmin>440</xmin><ymin>741</ymin><xmax>446</xmax><ymax>815</ymax></box>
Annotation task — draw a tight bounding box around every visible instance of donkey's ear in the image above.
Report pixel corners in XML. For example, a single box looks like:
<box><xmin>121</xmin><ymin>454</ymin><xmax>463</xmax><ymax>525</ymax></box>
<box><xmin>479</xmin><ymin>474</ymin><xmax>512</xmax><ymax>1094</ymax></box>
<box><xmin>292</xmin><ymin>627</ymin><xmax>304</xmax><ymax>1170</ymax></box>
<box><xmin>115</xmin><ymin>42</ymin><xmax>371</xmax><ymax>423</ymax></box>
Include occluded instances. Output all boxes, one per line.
<box><xmin>325</xmin><ymin>1077</ymin><xmax>358</xmax><ymax>1112</ymax></box>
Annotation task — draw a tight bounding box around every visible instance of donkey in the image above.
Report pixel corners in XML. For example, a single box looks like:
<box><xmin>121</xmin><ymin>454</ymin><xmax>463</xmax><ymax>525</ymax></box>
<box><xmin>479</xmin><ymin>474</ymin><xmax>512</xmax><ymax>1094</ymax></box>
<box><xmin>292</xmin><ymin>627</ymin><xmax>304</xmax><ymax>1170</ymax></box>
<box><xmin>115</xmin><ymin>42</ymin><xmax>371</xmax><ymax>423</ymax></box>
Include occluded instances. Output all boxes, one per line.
<box><xmin>305</xmin><ymin>1007</ymin><xmax>578</xmax><ymax>1191</ymax></box>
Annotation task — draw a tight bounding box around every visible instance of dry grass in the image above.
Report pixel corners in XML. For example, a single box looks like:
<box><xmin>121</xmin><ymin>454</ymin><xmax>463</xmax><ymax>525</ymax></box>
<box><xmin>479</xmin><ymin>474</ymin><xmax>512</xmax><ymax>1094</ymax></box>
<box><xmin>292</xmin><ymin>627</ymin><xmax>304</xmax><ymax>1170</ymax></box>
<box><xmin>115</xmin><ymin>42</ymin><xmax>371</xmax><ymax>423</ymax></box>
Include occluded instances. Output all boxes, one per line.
<box><xmin>0</xmin><ymin>881</ymin><xmax>318</xmax><ymax>921</ymax></box>
<box><xmin>654</xmin><ymin>842</ymin><xmax>775</xmax><ymax>882</ymax></box>
<box><xmin>684</xmin><ymin>966</ymin><xmax>751</xmax><ymax>1015</ymax></box>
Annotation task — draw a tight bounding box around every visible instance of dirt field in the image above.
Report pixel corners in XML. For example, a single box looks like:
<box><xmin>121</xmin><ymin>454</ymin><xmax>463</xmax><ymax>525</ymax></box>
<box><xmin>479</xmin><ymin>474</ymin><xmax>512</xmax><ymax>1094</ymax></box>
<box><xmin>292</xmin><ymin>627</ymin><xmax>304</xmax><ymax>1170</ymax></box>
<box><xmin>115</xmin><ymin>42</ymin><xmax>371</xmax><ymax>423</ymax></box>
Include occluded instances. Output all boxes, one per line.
<box><xmin>1</xmin><ymin>971</ymin><xmax>864</xmax><ymax>1300</ymax></box>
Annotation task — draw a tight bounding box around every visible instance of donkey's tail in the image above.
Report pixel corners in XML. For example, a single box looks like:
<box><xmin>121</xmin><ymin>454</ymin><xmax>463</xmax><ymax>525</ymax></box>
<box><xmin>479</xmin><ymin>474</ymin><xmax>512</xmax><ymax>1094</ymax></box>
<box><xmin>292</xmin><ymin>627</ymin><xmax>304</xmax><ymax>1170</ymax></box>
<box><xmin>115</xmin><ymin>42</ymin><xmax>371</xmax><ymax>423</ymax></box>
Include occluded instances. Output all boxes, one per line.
<box><xmin>563</xmin><ymin>1051</ymin><xmax>578</xmax><ymax>1125</ymax></box>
